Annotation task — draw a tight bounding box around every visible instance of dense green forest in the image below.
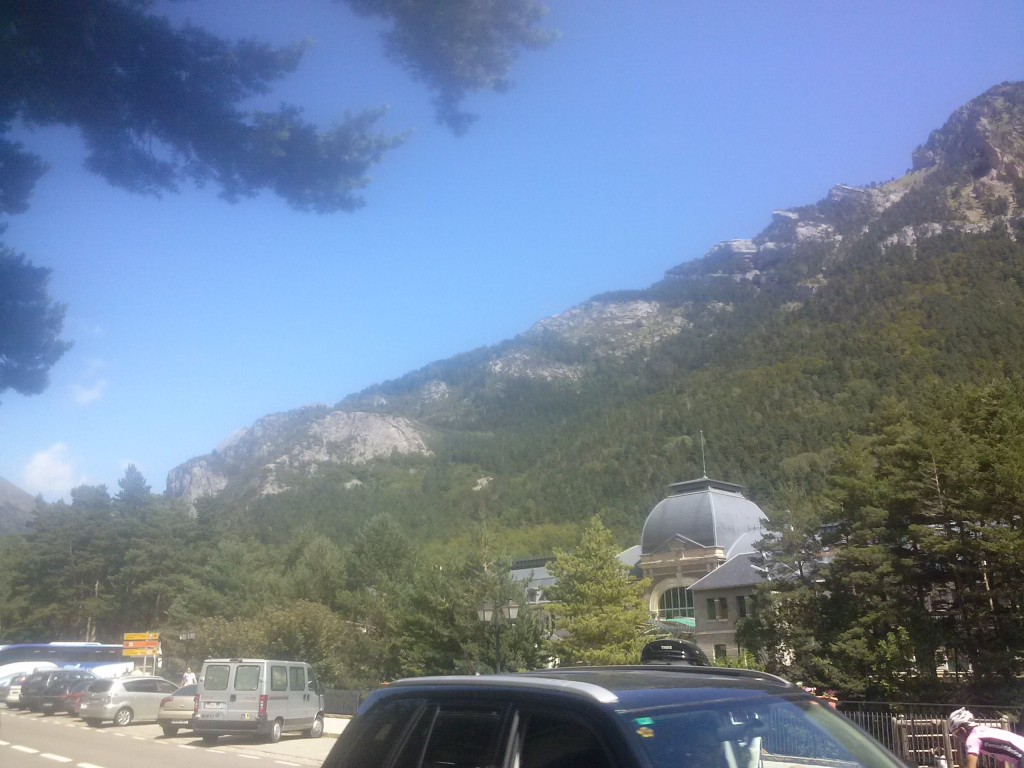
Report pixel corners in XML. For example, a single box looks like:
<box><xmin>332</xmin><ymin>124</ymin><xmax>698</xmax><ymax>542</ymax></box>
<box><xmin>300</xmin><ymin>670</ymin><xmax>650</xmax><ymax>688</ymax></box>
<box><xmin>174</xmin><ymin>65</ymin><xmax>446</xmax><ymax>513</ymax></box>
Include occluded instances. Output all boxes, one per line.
<box><xmin>3</xmin><ymin>82</ymin><xmax>1023</xmax><ymax>697</ymax></box>
<box><xmin>4</xmin><ymin>227</ymin><xmax>1024</xmax><ymax>699</ymax></box>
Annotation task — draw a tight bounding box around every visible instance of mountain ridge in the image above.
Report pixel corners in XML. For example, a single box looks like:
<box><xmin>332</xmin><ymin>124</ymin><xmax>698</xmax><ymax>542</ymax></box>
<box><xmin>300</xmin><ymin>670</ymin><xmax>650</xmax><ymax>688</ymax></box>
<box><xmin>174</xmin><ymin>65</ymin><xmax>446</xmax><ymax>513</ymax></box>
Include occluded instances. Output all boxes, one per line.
<box><xmin>165</xmin><ymin>82</ymin><xmax>1024</xmax><ymax>541</ymax></box>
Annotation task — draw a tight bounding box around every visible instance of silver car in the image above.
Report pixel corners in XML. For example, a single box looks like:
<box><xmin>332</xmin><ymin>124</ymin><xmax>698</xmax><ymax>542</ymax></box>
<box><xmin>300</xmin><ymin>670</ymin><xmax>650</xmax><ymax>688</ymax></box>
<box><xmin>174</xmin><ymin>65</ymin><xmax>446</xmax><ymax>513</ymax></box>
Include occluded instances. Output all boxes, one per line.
<box><xmin>156</xmin><ymin>683</ymin><xmax>198</xmax><ymax>736</ymax></box>
<box><xmin>79</xmin><ymin>675</ymin><xmax>178</xmax><ymax>726</ymax></box>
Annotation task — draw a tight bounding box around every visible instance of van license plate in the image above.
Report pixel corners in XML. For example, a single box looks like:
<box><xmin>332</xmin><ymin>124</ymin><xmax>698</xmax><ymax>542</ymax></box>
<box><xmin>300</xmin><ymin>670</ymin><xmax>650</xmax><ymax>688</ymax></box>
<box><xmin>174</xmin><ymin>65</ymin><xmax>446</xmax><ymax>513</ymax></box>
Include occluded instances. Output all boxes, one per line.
<box><xmin>204</xmin><ymin>702</ymin><xmax>225</xmax><ymax>709</ymax></box>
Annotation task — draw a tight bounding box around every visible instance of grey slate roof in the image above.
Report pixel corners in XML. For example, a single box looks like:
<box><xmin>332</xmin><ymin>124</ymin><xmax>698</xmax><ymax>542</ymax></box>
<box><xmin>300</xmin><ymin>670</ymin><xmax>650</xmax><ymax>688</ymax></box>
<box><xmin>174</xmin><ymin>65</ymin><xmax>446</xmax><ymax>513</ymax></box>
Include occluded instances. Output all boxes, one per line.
<box><xmin>641</xmin><ymin>477</ymin><xmax>766</xmax><ymax>558</ymax></box>
<box><xmin>690</xmin><ymin>552</ymin><xmax>766</xmax><ymax>591</ymax></box>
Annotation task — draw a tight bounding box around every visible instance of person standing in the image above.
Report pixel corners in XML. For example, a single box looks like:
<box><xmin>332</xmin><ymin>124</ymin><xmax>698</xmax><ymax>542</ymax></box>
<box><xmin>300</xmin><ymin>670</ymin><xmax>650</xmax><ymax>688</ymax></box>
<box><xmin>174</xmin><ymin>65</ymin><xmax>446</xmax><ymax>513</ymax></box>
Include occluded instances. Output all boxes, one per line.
<box><xmin>181</xmin><ymin>667</ymin><xmax>197</xmax><ymax>686</ymax></box>
<box><xmin>949</xmin><ymin>708</ymin><xmax>1024</xmax><ymax>768</ymax></box>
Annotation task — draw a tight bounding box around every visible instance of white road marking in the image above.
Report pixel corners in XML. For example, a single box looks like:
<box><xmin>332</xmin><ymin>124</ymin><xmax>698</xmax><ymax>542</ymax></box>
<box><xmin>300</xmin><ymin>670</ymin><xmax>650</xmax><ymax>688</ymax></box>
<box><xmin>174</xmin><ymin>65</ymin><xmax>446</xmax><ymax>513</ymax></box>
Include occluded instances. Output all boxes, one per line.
<box><xmin>78</xmin><ymin>763</ymin><xmax>106</xmax><ymax>768</ymax></box>
<box><xmin>13</xmin><ymin>744</ymin><xmax>40</xmax><ymax>753</ymax></box>
<box><xmin>42</xmin><ymin>754</ymin><xmax>74</xmax><ymax>763</ymax></box>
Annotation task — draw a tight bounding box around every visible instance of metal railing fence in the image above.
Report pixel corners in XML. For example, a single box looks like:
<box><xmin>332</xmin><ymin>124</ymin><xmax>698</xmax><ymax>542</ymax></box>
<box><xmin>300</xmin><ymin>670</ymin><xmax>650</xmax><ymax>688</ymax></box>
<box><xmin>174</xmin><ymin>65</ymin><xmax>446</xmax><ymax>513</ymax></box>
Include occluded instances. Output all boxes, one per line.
<box><xmin>838</xmin><ymin>702</ymin><xmax>1022</xmax><ymax>768</ymax></box>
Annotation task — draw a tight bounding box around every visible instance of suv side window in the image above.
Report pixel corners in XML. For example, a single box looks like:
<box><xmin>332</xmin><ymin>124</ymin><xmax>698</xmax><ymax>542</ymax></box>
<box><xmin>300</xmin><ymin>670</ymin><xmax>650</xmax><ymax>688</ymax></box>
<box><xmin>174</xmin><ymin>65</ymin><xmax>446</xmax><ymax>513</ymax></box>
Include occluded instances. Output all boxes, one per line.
<box><xmin>519</xmin><ymin>712</ymin><xmax>613</xmax><ymax>768</ymax></box>
<box><xmin>393</xmin><ymin>704</ymin><xmax>510</xmax><ymax>768</ymax></box>
<box><xmin>329</xmin><ymin>698</ymin><xmax>426</xmax><ymax>768</ymax></box>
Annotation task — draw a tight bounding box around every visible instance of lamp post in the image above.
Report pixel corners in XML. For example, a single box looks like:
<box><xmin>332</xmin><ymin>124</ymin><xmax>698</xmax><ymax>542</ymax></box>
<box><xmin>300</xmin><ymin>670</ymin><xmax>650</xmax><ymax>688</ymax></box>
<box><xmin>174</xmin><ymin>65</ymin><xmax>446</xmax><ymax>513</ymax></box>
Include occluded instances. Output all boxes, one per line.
<box><xmin>478</xmin><ymin>601</ymin><xmax>519</xmax><ymax>673</ymax></box>
<box><xmin>179</xmin><ymin>628</ymin><xmax>195</xmax><ymax>668</ymax></box>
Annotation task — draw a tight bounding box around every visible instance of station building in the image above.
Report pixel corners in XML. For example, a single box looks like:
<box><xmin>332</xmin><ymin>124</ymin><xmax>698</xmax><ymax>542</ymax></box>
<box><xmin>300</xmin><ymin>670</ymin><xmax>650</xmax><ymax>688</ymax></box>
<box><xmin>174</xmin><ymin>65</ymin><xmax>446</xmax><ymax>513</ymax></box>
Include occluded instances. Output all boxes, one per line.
<box><xmin>513</xmin><ymin>475</ymin><xmax>767</xmax><ymax>662</ymax></box>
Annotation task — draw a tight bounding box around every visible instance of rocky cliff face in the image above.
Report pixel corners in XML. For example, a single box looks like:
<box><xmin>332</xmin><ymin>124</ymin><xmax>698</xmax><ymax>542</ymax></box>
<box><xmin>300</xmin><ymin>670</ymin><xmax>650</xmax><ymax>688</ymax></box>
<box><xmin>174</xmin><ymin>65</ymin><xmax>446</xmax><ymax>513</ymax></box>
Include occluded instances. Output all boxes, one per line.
<box><xmin>166</xmin><ymin>407</ymin><xmax>431</xmax><ymax>510</ymax></box>
<box><xmin>166</xmin><ymin>82</ymin><xmax>1024</xmax><ymax>509</ymax></box>
<box><xmin>665</xmin><ymin>82</ymin><xmax>1023</xmax><ymax>291</ymax></box>
<box><xmin>913</xmin><ymin>81</ymin><xmax>1024</xmax><ymax>185</ymax></box>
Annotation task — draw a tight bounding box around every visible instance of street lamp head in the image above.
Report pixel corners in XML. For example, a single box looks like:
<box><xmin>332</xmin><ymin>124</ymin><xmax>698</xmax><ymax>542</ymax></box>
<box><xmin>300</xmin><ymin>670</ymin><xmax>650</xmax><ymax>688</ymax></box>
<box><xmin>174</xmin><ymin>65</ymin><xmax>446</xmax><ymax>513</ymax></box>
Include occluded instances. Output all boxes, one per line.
<box><xmin>502</xmin><ymin>603</ymin><xmax>520</xmax><ymax>621</ymax></box>
<box><xmin>477</xmin><ymin>604</ymin><xmax>494</xmax><ymax>622</ymax></box>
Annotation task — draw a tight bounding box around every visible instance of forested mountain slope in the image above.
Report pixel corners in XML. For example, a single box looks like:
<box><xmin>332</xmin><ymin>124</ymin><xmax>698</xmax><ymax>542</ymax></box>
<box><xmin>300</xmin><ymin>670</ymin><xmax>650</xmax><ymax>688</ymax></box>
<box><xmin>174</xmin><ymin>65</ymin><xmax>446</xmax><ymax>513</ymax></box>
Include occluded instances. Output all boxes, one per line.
<box><xmin>168</xmin><ymin>81</ymin><xmax>1024</xmax><ymax>555</ymax></box>
<box><xmin>0</xmin><ymin>477</ymin><xmax>36</xmax><ymax>534</ymax></box>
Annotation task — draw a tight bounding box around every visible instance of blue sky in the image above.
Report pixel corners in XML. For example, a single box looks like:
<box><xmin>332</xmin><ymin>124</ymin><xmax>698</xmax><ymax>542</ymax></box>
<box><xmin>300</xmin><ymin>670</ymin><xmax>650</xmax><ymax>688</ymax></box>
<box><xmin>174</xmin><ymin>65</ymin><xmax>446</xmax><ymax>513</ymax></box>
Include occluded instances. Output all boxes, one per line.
<box><xmin>1</xmin><ymin>1</ymin><xmax>1022</xmax><ymax>501</ymax></box>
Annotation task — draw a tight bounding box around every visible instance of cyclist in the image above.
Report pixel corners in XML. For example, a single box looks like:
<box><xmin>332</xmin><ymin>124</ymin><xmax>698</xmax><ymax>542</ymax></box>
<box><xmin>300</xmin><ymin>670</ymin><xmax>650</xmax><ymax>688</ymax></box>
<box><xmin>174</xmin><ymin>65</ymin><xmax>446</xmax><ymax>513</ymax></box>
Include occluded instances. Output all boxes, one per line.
<box><xmin>949</xmin><ymin>708</ymin><xmax>1024</xmax><ymax>768</ymax></box>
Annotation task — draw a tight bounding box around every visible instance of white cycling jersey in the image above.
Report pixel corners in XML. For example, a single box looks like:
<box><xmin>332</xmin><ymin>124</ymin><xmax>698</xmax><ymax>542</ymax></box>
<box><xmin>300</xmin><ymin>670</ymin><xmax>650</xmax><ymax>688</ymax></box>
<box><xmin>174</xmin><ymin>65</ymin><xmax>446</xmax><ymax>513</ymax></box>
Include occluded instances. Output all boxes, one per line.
<box><xmin>966</xmin><ymin>725</ymin><xmax>1024</xmax><ymax>767</ymax></box>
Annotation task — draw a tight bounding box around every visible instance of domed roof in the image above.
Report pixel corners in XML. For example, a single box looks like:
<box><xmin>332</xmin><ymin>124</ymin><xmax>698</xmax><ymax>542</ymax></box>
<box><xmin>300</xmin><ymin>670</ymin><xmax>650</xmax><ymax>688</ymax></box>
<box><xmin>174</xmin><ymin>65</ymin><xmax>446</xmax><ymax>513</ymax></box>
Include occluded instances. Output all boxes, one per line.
<box><xmin>641</xmin><ymin>477</ymin><xmax>766</xmax><ymax>557</ymax></box>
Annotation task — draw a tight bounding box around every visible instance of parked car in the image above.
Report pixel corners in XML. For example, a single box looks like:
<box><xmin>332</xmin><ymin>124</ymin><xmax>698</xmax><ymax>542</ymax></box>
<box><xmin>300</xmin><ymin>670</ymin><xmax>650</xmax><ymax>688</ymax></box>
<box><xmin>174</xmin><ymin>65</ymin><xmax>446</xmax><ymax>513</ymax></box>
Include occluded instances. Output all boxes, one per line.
<box><xmin>61</xmin><ymin>677</ymin><xmax>96</xmax><ymax>717</ymax></box>
<box><xmin>3</xmin><ymin>672</ymin><xmax>29</xmax><ymax>708</ymax></box>
<box><xmin>37</xmin><ymin>670</ymin><xmax>96</xmax><ymax>715</ymax></box>
<box><xmin>20</xmin><ymin>668</ymin><xmax>70</xmax><ymax>712</ymax></box>
<box><xmin>320</xmin><ymin>666</ymin><xmax>908</xmax><ymax>768</ymax></box>
<box><xmin>79</xmin><ymin>675</ymin><xmax>179</xmax><ymax>726</ymax></box>
<box><xmin>192</xmin><ymin>658</ymin><xmax>324</xmax><ymax>744</ymax></box>
<box><xmin>156</xmin><ymin>683</ymin><xmax>197</xmax><ymax>736</ymax></box>
<box><xmin>0</xmin><ymin>672</ymin><xmax>18</xmax><ymax>696</ymax></box>
<box><xmin>0</xmin><ymin>672</ymin><xmax>20</xmax><ymax>707</ymax></box>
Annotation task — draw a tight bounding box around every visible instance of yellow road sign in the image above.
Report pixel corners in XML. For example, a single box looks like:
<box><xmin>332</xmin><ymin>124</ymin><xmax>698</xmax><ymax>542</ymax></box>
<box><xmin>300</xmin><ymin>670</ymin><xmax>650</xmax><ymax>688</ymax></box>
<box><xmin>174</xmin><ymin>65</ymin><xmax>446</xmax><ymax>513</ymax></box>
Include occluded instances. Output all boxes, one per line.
<box><xmin>123</xmin><ymin>632</ymin><xmax>160</xmax><ymax>641</ymax></box>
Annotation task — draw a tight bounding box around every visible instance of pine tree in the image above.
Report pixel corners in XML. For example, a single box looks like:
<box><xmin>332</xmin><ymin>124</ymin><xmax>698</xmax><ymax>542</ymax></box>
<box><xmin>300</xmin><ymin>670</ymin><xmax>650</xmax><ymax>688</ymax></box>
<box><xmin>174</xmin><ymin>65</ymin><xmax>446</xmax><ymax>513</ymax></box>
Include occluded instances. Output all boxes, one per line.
<box><xmin>546</xmin><ymin>516</ymin><xmax>651</xmax><ymax>665</ymax></box>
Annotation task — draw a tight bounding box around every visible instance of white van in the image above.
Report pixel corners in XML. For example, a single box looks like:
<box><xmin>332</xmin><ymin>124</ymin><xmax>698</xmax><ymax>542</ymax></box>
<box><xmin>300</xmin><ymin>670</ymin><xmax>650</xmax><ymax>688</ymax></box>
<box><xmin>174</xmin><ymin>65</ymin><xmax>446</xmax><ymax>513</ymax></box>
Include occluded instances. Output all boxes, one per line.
<box><xmin>192</xmin><ymin>658</ymin><xmax>325</xmax><ymax>744</ymax></box>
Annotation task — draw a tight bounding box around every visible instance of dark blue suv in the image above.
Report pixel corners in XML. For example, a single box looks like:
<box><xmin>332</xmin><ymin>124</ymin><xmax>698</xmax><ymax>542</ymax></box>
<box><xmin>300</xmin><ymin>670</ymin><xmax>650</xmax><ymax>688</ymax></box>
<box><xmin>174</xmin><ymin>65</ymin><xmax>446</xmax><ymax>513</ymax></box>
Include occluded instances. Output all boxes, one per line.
<box><xmin>321</xmin><ymin>666</ymin><xmax>905</xmax><ymax>768</ymax></box>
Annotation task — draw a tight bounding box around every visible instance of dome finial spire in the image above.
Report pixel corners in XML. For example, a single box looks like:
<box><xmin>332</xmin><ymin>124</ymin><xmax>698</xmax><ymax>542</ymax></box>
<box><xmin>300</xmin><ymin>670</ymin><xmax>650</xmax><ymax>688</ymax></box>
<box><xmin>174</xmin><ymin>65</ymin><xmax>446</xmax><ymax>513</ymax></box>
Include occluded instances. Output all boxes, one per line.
<box><xmin>700</xmin><ymin>429</ymin><xmax>708</xmax><ymax>477</ymax></box>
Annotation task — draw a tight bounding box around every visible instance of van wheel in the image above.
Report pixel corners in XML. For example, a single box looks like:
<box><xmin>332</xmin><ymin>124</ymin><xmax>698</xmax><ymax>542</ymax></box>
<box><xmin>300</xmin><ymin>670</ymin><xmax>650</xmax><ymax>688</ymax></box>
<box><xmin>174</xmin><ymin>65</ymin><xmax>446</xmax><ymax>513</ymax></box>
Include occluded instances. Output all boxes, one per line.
<box><xmin>161</xmin><ymin>725</ymin><xmax>179</xmax><ymax>737</ymax></box>
<box><xmin>113</xmin><ymin>706</ymin><xmax>133</xmax><ymax>727</ymax></box>
<box><xmin>267</xmin><ymin>718</ymin><xmax>283</xmax><ymax>743</ymax></box>
<box><xmin>202</xmin><ymin>734</ymin><xmax>219</xmax><ymax>745</ymax></box>
<box><xmin>305</xmin><ymin>715</ymin><xmax>324</xmax><ymax>739</ymax></box>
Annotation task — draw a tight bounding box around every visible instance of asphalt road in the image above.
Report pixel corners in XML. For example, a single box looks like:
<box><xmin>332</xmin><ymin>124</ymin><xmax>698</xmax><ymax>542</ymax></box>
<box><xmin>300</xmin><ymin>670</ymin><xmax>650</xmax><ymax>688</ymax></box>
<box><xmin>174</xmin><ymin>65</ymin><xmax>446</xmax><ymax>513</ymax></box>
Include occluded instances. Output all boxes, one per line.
<box><xmin>0</xmin><ymin>706</ymin><xmax>346</xmax><ymax>768</ymax></box>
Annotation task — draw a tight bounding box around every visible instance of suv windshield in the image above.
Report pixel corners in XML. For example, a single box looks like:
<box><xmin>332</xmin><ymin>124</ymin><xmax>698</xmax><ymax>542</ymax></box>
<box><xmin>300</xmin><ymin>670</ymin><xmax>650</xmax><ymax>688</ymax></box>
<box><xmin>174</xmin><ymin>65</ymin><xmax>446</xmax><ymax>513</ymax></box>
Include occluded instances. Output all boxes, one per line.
<box><xmin>623</xmin><ymin>695</ymin><xmax>902</xmax><ymax>768</ymax></box>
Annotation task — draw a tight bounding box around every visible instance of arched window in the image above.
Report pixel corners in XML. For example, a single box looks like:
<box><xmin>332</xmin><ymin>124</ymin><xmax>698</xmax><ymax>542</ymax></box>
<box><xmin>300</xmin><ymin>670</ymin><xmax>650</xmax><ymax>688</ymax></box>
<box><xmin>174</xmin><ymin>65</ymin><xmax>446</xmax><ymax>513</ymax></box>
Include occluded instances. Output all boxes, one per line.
<box><xmin>658</xmin><ymin>587</ymin><xmax>694</xmax><ymax>619</ymax></box>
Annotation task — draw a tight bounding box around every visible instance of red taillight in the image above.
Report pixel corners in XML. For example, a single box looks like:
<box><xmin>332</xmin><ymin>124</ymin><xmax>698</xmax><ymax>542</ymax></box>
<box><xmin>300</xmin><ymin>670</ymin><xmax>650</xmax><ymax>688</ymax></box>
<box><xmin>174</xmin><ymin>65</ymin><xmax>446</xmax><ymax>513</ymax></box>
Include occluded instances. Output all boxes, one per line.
<box><xmin>160</xmin><ymin>696</ymin><xmax>172</xmax><ymax>706</ymax></box>
<box><xmin>192</xmin><ymin>695</ymin><xmax>200</xmax><ymax>716</ymax></box>
<box><xmin>257</xmin><ymin>694</ymin><xmax>268</xmax><ymax>719</ymax></box>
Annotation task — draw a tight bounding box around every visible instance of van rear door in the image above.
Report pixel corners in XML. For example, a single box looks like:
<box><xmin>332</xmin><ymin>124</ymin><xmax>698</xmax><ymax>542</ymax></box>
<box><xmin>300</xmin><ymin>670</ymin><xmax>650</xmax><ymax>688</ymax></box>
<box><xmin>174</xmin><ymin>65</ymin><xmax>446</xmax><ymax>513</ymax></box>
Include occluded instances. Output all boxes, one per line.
<box><xmin>225</xmin><ymin>662</ymin><xmax>263</xmax><ymax>724</ymax></box>
<box><xmin>197</xmin><ymin>662</ymin><xmax>231</xmax><ymax>724</ymax></box>
<box><xmin>200</xmin><ymin>661</ymin><xmax>262</xmax><ymax>726</ymax></box>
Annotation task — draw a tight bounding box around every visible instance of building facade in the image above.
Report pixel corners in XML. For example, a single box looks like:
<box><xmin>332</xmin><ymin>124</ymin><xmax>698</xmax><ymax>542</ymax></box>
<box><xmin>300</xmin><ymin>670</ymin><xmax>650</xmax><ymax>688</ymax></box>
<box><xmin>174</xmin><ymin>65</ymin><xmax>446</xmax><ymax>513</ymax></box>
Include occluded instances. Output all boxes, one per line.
<box><xmin>512</xmin><ymin>475</ymin><xmax>768</xmax><ymax>662</ymax></box>
<box><xmin>634</xmin><ymin>476</ymin><xmax>767</xmax><ymax>661</ymax></box>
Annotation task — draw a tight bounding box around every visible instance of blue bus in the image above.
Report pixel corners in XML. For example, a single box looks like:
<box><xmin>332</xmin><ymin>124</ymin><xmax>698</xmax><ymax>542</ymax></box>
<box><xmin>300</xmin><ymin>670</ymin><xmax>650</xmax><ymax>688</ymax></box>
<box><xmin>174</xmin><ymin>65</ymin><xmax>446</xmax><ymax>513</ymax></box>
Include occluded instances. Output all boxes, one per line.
<box><xmin>0</xmin><ymin>642</ymin><xmax>133</xmax><ymax>680</ymax></box>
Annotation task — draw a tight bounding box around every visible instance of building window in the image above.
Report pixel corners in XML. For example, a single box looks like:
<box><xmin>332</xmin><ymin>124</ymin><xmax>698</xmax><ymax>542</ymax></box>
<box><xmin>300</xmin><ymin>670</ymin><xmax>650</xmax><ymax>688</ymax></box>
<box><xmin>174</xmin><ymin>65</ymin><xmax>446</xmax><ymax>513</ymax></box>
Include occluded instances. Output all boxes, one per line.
<box><xmin>736</xmin><ymin>595</ymin><xmax>747</xmax><ymax>618</ymax></box>
<box><xmin>658</xmin><ymin>587</ymin><xmax>694</xmax><ymax>619</ymax></box>
<box><xmin>714</xmin><ymin>644</ymin><xmax>728</xmax><ymax>661</ymax></box>
<box><xmin>706</xmin><ymin>598</ymin><xmax>729</xmax><ymax>621</ymax></box>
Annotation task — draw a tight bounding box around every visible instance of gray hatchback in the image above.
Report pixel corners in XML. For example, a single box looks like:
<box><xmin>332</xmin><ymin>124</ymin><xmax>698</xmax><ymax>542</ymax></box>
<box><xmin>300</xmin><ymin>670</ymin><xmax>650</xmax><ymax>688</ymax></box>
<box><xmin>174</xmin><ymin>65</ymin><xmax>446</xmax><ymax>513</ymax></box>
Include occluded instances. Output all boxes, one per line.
<box><xmin>79</xmin><ymin>675</ymin><xmax>178</xmax><ymax>727</ymax></box>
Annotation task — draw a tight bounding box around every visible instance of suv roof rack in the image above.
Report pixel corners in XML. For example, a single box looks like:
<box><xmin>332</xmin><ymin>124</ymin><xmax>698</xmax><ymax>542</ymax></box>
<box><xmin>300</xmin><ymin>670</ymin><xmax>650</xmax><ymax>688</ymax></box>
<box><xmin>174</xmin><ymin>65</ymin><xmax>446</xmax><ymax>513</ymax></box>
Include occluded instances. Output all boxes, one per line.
<box><xmin>387</xmin><ymin>665</ymin><xmax>794</xmax><ymax>704</ymax></box>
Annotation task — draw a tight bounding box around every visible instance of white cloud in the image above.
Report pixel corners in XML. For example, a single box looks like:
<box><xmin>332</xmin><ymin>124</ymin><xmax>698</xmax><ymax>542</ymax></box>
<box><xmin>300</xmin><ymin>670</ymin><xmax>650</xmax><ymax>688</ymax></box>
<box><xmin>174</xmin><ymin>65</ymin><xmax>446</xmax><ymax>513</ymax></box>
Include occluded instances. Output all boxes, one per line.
<box><xmin>23</xmin><ymin>443</ymin><xmax>86</xmax><ymax>501</ymax></box>
<box><xmin>70</xmin><ymin>358</ymin><xmax>109</xmax><ymax>405</ymax></box>
<box><xmin>71</xmin><ymin>378</ymin><xmax>109</xmax><ymax>404</ymax></box>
